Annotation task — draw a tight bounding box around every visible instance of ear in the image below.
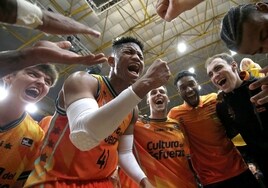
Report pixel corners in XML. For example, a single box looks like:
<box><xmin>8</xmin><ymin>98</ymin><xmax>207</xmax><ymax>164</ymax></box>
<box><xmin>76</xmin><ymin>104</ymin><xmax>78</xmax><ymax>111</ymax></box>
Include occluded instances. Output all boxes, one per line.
<box><xmin>107</xmin><ymin>56</ymin><xmax>115</xmax><ymax>68</ymax></box>
<box><xmin>256</xmin><ymin>2</ymin><xmax>268</xmax><ymax>13</ymax></box>
<box><xmin>3</xmin><ymin>74</ymin><xmax>14</xmax><ymax>86</ymax></box>
<box><xmin>146</xmin><ymin>98</ymin><xmax>149</xmax><ymax>104</ymax></box>
<box><xmin>231</xmin><ymin>61</ymin><xmax>238</xmax><ymax>71</ymax></box>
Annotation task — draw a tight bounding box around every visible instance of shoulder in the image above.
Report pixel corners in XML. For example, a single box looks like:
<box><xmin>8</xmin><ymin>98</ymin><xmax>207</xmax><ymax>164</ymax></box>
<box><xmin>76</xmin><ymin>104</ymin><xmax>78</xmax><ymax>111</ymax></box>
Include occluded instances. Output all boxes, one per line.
<box><xmin>168</xmin><ymin>105</ymin><xmax>184</xmax><ymax>119</ymax></box>
<box><xmin>64</xmin><ymin>71</ymin><xmax>98</xmax><ymax>86</ymax></box>
<box><xmin>63</xmin><ymin>71</ymin><xmax>99</xmax><ymax>94</ymax></box>
<box><xmin>24</xmin><ymin>115</ymin><xmax>45</xmax><ymax>141</ymax></box>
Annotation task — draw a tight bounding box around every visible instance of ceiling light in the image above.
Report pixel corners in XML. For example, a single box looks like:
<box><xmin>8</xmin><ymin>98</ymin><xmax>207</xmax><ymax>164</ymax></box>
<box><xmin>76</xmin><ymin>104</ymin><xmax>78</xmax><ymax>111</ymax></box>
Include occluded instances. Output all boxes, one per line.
<box><xmin>177</xmin><ymin>42</ymin><xmax>187</xmax><ymax>53</ymax></box>
<box><xmin>230</xmin><ymin>50</ymin><xmax>237</xmax><ymax>56</ymax></box>
<box><xmin>188</xmin><ymin>67</ymin><xmax>195</xmax><ymax>73</ymax></box>
<box><xmin>198</xmin><ymin>85</ymin><xmax>201</xmax><ymax>90</ymax></box>
<box><xmin>0</xmin><ymin>87</ymin><xmax>8</xmax><ymax>101</ymax></box>
<box><xmin>25</xmin><ymin>103</ymin><xmax>38</xmax><ymax>114</ymax></box>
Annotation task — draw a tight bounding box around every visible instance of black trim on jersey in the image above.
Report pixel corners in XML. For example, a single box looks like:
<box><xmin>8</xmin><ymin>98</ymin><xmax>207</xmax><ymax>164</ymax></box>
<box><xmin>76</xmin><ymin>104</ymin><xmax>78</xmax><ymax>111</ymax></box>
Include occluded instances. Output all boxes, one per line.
<box><xmin>17</xmin><ymin>170</ymin><xmax>31</xmax><ymax>180</ymax></box>
<box><xmin>55</xmin><ymin>93</ymin><xmax>66</xmax><ymax>116</ymax></box>
<box><xmin>102</xmin><ymin>76</ymin><xmax>118</xmax><ymax>98</ymax></box>
<box><xmin>0</xmin><ymin>112</ymin><xmax>26</xmax><ymax>132</ymax></box>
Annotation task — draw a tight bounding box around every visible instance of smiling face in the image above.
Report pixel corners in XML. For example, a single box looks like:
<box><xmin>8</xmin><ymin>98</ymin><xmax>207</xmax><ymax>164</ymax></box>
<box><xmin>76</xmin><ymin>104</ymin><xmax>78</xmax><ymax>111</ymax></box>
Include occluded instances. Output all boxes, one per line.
<box><xmin>206</xmin><ymin>58</ymin><xmax>242</xmax><ymax>93</ymax></box>
<box><xmin>147</xmin><ymin>86</ymin><xmax>169</xmax><ymax>117</ymax></box>
<box><xmin>238</xmin><ymin>3</ymin><xmax>268</xmax><ymax>54</ymax></box>
<box><xmin>4</xmin><ymin>67</ymin><xmax>53</xmax><ymax>104</ymax></box>
<box><xmin>176</xmin><ymin>76</ymin><xmax>200</xmax><ymax>108</ymax></box>
<box><xmin>238</xmin><ymin>16</ymin><xmax>268</xmax><ymax>54</ymax></box>
<box><xmin>112</xmin><ymin>42</ymin><xmax>144</xmax><ymax>84</ymax></box>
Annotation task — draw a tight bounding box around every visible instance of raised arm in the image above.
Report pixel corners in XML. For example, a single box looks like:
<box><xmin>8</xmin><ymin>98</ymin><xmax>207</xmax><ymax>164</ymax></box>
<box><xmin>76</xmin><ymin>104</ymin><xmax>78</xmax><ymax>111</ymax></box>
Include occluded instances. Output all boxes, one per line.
<box><xmin>0</xmin><ymin>40</ymin><xmax>107</xmax><ymax>78</ymax></box>
<box><xmin>156</xmin><ymin>0</ymin><xmax>203</xmax><ymax>22</ymax></box>
<box><xmin>65</xmin><ymin>59</ymin><xmax>171</xmax><ymax>151</ymax></box>
<box><xmin>0</xmin><ymin>0</ymin><xmax>101</xmax><ymax>36</ymax></box>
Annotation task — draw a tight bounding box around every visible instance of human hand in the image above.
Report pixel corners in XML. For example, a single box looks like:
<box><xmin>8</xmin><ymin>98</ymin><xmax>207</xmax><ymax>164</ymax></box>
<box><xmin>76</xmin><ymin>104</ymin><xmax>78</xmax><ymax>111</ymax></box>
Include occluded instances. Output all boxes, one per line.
<box><xmin>37</xmin><ymin>10</ymin><xmax>101</xmax><ymax>37</ymax></box>
<box><xmin>156</xmin><ymin>0</ymin><xmax>203</xmax><ymax>22</ymax></box>
<box><xmin>132</xmin><ymin>59</ymin><xmax>170</xmax><ymax>98</ymax></box>
<box><xmin>109</xmin><ymin>167</ymin><xmax>121</xmax><ymax>188</ymax></box>
<box><xmin>27</xmin><ymin>40</ymin><xmax>107</xmax><ymax>66</ymax></box>
<box><xmin>249</xmin><ymin>66</ymin><xmax>268</xmax><ymax>105</ymax></box>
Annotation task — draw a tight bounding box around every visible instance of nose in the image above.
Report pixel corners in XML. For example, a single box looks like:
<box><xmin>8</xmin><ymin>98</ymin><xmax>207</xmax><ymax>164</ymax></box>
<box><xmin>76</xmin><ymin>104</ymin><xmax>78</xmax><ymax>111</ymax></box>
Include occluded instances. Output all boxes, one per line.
<box><xmin>185</xmin><ymin>86</ymin><xmax>193</xmax><ymax>92</ymax></box>
<box><xmin>210</xmin><ymin>71</ymin><xmax>219</xmax><ymax>82</ymax></box>
<box><xmin>132</xmin><ymin>53</ymin><xmax>142</xmax><ymax>61</ymax></box>
<box><xmin>36</xmin><ymin>76</ymin><xmax>46</xmax><ymax>85</ymax></box>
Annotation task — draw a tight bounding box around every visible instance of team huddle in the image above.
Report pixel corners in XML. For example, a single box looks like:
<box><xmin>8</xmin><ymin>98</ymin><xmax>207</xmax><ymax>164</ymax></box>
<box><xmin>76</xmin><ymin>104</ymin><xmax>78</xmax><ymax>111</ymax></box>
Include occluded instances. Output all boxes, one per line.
<box><xmin>1</xmin><ymin>0</ymin><xmax>268</xmax><ymax>188</ymax></box>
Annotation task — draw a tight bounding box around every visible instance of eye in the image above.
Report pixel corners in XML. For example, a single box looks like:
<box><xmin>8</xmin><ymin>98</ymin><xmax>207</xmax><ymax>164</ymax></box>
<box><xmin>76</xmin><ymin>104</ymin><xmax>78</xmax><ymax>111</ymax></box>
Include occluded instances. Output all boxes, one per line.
<box><xmin>137</xmin><ymin>52</ymin><xmax>144</xmax><ymax>60</ymax></box>
<box><xmin>208</xmin><ymin>72</ymin><xmax>213</xmax><ymax>78</ymax></box>
<box><xmin>150</xmin><ymin>90</ymin><xmax>157</xmax><ymax>95</ymax></box>
<box><xmin>159</xmin><ymin>90</ymin><xmax>165</xmax><ymax>94</ymax></box>
<box><xmin>45</xmin><ymin>78</ymin><xmax>53</xmax><ymax>86</ymax></box>
<box><xmin>28</xmin><ymin>72</ymin><xmax>37</xmax><ymax>78</ymax></box>
<box><xmin>179</xmin><ymin>85</ymin><xmax>186</xmax><ymax>91</ymax></box>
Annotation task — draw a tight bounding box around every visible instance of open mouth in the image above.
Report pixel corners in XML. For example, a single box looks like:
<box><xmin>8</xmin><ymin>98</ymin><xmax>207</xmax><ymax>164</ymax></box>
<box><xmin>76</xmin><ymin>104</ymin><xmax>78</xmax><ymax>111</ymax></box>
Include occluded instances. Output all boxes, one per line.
<box><xmin>25</xmin><ymin>88</ymin><xmax>40</xmax><ymax>98</ymax></box>
<box><xmin>155</xmin><ymin>98</ymin><xmax>163</xmax><ymax>104</ymax></box>
<box><xmin>128</xmin><ymin>64</ymin><xmax>140</xmax><ymax>75</ymax></box>
<box><xmin>217</xmin><ymin>78</ymin><xmax>226</xmax><ymax>86</ymax></box>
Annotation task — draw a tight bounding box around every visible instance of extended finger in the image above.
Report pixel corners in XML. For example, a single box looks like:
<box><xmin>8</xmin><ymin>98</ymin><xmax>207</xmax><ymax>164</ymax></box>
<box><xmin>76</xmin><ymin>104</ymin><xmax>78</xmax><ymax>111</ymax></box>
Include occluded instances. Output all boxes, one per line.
<box><xmin>85</xmin><ymin>28</ymin><xmax>101</xmax><ymax>38</ymax></box>
<box><xmin>250</xmin><ymin>89</ymin><xmax>268</xmax><ymax>105</ymax></box>
<box><xmin>259</xmin><ymin>65</ymin><xmax>268</xmax><ymax>74</ymax></box>
<box><xmin>249</xmin><ymin>76</ymin><xmax>268</xmax><ymax>90</ymax></box>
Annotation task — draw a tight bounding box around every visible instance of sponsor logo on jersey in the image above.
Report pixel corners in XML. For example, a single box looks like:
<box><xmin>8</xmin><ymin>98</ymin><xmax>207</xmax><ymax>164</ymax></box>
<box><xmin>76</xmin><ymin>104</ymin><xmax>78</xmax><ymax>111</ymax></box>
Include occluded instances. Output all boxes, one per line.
<box><xmin>21</xmin><ymin>137</ymin><xmax>33</xmax><ymax>147</ymax></box>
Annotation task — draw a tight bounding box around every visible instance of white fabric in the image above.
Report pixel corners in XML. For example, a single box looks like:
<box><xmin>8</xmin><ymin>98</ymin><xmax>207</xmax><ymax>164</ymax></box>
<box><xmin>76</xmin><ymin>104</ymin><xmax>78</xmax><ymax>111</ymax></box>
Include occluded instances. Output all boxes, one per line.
<box><xmin>16</xmin><ymin>0</ymin><xmax>43</xmax><ymax>28</ymax></box>
<box><xmin>66</xmin><ymin>86</ymin><xmax>142</xmax><ymax>151</ymax></box>
<box><xmin>118</xmin><ymin>135</ymin><xmax>147</xmax><ymax>184</ymax></box>
<box><xmin>67</xmin><ymin>98</ymin><xmax>100</xmax><ymax>151</ymax></box>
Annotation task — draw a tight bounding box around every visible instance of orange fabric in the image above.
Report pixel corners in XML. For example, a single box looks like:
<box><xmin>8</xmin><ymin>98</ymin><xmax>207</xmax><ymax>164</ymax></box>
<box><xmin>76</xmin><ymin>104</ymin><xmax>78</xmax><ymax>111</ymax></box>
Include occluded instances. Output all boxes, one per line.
<box><xmin>25</xmin><ymin>75</ymin><xmax>133</xmax><ymax>187</ymax></box>
<box><xmin>119</xmin><ymin>169</ymin><xmax>139</xmax><ymax>188</ymax></box>
<box><xmin>120</xmin><ymin>118</ymin><xmax>197</xmax><ymax>188</ymax></box>
<box><xmin>0</xmin><ymin>114</ymin><xmax>44</xmax><ymax>187</ymax></box>
<box><xmin>28</xmin><ymin>178</ymin><xmax>114</xmax><ymax>188</ymax></box>
<box><xmin>168</xmin><ymin>93</ymin><xmax>248</xmax><ymax>186</ymax></box>
<box><xmin>39</xmin><ymin>116</ymin><xmax>52</xmax><ymax>134</ymax></box>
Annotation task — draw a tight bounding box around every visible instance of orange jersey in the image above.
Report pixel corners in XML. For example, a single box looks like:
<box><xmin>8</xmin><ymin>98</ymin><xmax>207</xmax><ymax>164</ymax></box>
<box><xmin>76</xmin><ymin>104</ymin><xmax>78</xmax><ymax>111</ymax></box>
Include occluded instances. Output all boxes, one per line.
<box><xmin>0</xmin><ymin>113</ymin><xmax>44</xmax><ymax>187</ymax></box>
<box><xmin>168</xmin><ymin>93</ymin><xmax>248</xmax><ymax>186</ymax></box>
<box><xmin>25</xmin><ymin>75</ymin><xmax>134</xmax><ymax>187</ymax></box>
<box><xmin>120</xmin><ymin>117</ymin><xmax>197</xmax><ymax>188</ymax></box>
<box><xmin>38</xmin><ymin>116</ymin><xmax>52</xmax><ymax>134</ymax></box>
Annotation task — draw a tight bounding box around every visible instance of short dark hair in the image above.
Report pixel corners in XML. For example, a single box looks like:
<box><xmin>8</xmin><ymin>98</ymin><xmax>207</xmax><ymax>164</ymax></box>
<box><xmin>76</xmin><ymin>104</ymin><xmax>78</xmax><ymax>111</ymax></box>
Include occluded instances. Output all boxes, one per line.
<box><xmin>205</xmin><ymin>53</ymin><xmax>235</xmax><ymax>68</ymax></box>
<box><xmin>220</xmin><ymin>3</ymin><xmax>259</xmax><ymax>51</ymax></box>
<box><xmin>112</xmin><ymin>36</ymin><xmax>144</xmax><ymax>53</ymax></box>
<box><xmin>31</xmin><ymin>64</ymin><xmax>59</xmax><ymax>87</ymax></box>
<box><xmin>174</xmin><ymin>70</ymin><xmax>196</xmax><ymax>85</ymax></box>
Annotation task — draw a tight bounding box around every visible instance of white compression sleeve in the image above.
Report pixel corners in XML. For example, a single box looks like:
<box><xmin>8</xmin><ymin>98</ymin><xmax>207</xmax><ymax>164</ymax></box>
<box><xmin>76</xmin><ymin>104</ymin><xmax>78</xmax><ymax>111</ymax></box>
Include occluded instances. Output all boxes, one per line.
<box><xmin>16</xmin><ymin>0</ymin><xmax>43</xmax><ymax>28</ymax></box>
<box><xmin>66</xmin><ymin>86</ymin><xmax>142</xmax><ymax>151</ymax></box>
<box><xmin>118</xmin><ymin>135</ymin><xmax>147</xmax><ymax>184</ymax></box>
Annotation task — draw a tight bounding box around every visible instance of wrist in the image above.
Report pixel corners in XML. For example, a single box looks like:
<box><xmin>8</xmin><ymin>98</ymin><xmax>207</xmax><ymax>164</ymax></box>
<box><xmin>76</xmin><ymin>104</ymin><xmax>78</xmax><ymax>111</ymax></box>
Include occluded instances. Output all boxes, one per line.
<box><xmin>132</xmin><ymin>78</ymin><xmax>153</xmax><ymax>98</ymax></box>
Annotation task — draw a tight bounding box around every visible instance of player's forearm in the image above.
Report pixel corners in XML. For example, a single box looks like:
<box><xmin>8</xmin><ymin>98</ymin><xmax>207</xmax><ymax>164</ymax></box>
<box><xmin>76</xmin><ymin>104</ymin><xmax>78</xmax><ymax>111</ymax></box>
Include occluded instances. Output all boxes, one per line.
<box><xmin>118</xmin><ymin>135</ymin><xmax>147</xmax><ymax>185</ymax></box>
<box><xmin>0</xmin><ymin>49</ymin><xmax>34</xmax><ymax>78</ymax></box>
<box><xmin>36</xmin><ymin>10</ymin><xmax>87</xmax><ymax>35</ymax></box>
<box><xmin>67</xmin><ymin>87</ymin><xmax>142</xmax><ymax>151</ymax></box>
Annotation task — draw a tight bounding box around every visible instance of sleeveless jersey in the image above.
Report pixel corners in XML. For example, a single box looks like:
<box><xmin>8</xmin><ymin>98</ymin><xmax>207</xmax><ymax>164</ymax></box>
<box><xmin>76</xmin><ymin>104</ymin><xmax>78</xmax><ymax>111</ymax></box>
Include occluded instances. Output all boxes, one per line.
<box><xmin>120</xmin><ymin>117</ymin><xmax>197</xmax><ymax>188</ymax></box>
<box><xmin>25</xmin><ymin>75</ymin><xmax>133</xmax><ymax>186</ymax></box>
<box><xmin>0</xmin><ymin>113</ymin><xmax>44</xmax><ymax>187</ymax></box>
<box><xmin>168</xmin><ymin>93</ymin><xmax>248</xmax><ymax>185</ymax></box>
